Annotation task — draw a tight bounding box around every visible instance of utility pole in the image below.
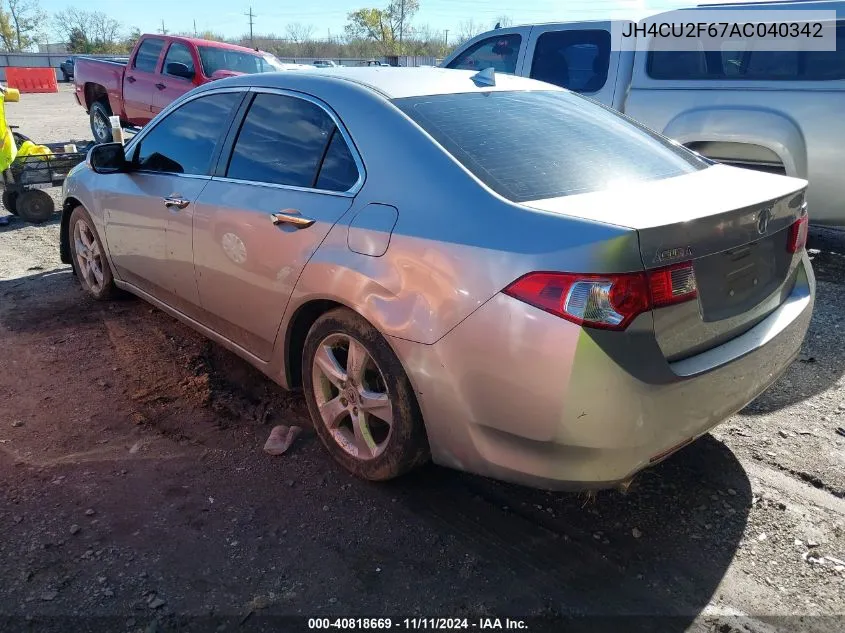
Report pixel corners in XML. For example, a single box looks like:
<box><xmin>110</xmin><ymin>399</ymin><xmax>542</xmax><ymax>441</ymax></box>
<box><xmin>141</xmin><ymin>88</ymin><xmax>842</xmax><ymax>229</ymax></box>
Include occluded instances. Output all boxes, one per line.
<box><xmin>398</xmin><ymin>0</ymin><xmax>405</xmax><ymax>54</ymax></box>
<box><xmin>158</xmin><ymin>20</ymin><xmax>168</xmax><ymax>35</ymax></box>
<box><xmin>245</xmin><ymin>6</ymin><xmax>256</xmax><ymax>49</ymax></box>
<box><xmin>444</xmin><ymin>29</ymin><xmax>449</xmax><ymax>48</ymax></box>
<box><xmin>193</xmin><ymin>19</ymin><xmax>197</xmax><ymax>37</ymax></box>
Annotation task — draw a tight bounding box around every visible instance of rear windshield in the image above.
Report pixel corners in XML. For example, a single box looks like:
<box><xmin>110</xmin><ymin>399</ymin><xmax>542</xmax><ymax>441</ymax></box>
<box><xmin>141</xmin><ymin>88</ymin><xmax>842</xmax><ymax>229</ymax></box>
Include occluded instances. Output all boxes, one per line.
<box><xmin>394</xmin><ymin>91</ymin><xmax>708</xmax><ymax>202</ymax></box>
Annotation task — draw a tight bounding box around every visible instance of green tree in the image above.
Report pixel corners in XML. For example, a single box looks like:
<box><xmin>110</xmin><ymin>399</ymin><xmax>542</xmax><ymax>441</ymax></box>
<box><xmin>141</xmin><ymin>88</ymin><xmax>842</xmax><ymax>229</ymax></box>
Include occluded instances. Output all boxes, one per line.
<box><xmin>345</xmin><ymin>0</ymin><xmax>419</xmax><ymax>55</ymax></box>
<box><xmin>5</xmin><ymin>0</ymin><xmax>46</xmax><ymax>51</ymax></box>
<box><xmin>66</xmin><ymin>27</ymin><xmax>89</xmax><ymax>53</ymax></box>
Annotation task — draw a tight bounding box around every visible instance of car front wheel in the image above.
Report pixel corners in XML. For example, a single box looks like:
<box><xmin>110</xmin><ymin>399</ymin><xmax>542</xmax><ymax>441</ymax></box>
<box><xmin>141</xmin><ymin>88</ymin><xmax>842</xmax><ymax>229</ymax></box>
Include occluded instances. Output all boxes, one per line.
<box><xmin>302</xmin><ymin>307</ymin><xmax>429</xmax><ymax>481</ymax></box>
<box><xmin>69</xmin><ymin>205</ymin><xmax>116</xmax><ymax>300</ymax></box>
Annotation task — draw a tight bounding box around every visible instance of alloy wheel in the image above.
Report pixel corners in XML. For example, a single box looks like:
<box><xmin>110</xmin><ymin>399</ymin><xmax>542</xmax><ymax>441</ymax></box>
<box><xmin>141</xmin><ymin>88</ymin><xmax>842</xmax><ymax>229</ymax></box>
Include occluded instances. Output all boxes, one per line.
<box><xmin>311</xmin><ymin>333</ymin><xmax>394</xmax><ymax>460</ymax></box>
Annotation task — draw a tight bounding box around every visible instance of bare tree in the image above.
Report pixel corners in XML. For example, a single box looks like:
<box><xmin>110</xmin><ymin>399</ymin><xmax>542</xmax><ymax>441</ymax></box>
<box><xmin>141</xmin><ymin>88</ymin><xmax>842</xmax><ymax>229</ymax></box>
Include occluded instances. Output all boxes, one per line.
<box><xmin>6</xmin><ymin>0</ymin><xmax>46</xmax><ymax>51</ymax></box>
<box><xmin>285</xmin><ymin>22</ymin><xmax>314</xmax><ymax>44</ymax></box>
<box><xmin>456</xmin><ymin>18</ymin><xmax>483</xmax><ymax>44</ymax></box>
<box><xmin>53</xmin><ymin>8</ymin><xmax>123</xmax><ymax>53</ymax></box>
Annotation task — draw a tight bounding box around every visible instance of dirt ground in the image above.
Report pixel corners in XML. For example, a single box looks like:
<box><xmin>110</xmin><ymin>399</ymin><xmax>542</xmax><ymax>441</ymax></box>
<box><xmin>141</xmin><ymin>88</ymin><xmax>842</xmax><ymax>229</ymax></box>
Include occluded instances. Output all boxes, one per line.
<box><xmin>1</xmin><ymin>86</ymin><xmax>844</xmax><ymax>633</ymax></box>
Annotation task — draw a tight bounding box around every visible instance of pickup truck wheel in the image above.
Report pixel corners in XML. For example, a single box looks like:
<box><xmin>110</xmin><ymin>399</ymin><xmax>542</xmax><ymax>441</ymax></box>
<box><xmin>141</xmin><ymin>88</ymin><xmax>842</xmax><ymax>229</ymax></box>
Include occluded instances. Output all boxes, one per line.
<box><xmin>90</xmin><ymin>102</ymin><xmax>113</xmax><ymax>144</ymax></box>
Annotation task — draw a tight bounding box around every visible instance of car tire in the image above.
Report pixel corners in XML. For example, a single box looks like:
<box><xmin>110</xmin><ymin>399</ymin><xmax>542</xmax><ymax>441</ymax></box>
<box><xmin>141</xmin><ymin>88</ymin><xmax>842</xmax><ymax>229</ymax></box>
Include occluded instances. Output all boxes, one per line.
<box><xmin>68</xmin><ymin>205</ymin><xmax>116</xmax><ymax>300</ymax></box>
<box><xmin>2</xmin><ymin>190</ymin><xmax>18</xmax><ymax>215</ymax></box>
<box><xmin>15</xmin><ymin>189</ymin><xmax>55</xmax><ymax>223</ymax></box>
<box><xmin>90</xmin><ymin>101</ymin><xmax>113</xmax><ymax>144</ymax></box>
<box><xmin>302</xmin><ymin>307</ymin><xmax>430</xmax><ymax>481</ymax></box>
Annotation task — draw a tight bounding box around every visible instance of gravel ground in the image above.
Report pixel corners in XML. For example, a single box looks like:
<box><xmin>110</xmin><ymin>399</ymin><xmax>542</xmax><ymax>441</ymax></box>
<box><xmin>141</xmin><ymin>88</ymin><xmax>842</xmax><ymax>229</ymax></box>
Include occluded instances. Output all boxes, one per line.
<box><xmin>0</xmin><ymin>86</ymin><xmax>844</xmax><ymax>633</ymax></box>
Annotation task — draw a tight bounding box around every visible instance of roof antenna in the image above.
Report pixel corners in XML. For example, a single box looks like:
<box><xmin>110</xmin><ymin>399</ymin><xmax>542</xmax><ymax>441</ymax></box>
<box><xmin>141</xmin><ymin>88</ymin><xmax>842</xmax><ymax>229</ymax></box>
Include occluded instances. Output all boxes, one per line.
<box><xmin>471</xmin><ymin>67</ymin><xmax>496</xmax><ymax>87</ymax></box>
<box><xmin>494</xmin><ymin>22</ymin><xmax>501</xmax><ymax>29</ymax></box>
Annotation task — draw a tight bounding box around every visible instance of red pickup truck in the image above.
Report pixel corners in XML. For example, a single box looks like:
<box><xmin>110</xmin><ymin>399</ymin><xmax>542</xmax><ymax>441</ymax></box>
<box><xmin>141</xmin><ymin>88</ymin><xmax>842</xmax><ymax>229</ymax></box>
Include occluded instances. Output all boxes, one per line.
<box><xmin>74</xmin><ymin>34</ymin><xmax>287</xmax><ymax>143</ymax></box>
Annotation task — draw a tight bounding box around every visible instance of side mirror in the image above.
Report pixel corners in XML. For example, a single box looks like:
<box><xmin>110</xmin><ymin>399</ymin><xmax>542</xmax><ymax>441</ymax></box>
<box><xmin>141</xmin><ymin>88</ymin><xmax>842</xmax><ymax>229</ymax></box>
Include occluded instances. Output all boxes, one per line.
<box><xmin>166</xmin><ymin>62</ymin><xmax>194</xmax><ymax>80</ymax></box>
<box><xmin>88</xmin><ymin>143</ymin><xmax>128</xmax><ymax>174</ymax></box>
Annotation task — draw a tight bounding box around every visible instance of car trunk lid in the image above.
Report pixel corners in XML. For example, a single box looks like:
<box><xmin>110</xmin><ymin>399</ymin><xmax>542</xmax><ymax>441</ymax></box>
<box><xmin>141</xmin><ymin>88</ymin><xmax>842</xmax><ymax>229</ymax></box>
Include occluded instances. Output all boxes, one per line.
<box><xmin>521</xmin><ymin>165</ymin><xmax>808</xmax><ymax>360</ymax></box>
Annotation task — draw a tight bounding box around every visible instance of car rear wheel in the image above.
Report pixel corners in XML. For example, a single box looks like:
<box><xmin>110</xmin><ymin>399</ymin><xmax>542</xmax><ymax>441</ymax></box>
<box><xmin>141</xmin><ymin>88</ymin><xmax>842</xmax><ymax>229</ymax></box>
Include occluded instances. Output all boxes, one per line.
<box><xmin>69</xmin><ymin>205</ymin><xmax>116</xmax><ymax>300</ymax></box>
<box><xmin>303</xmin><ymin>308</ymin><xmax>429</xmax><ymax>481</ymax></box>
<box><xmin>90</xmin><ymin>101</ymin><xmax>113</xmax><ymax>144</ymax></box>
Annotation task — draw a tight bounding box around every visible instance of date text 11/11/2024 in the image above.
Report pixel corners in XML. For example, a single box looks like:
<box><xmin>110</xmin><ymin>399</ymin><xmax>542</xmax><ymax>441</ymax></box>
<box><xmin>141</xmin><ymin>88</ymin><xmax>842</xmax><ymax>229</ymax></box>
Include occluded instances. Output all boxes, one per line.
<box><xmin>307</xmin><ymin>618</ymin><xmax>529</xmax><ymax>630</ymax></box>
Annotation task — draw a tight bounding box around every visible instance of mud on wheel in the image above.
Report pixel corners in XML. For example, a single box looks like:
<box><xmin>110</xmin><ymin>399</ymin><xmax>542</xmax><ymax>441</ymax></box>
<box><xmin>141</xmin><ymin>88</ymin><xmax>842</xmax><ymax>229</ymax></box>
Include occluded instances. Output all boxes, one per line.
<box><xmin>68</xmin><ymin>205</ymin><xmax>116</xmax><ymax>300</ymax></box>
<box><xmin>302</xmin><ymin>307</ymin><xmax>429</xmax><ymax>481</ymax></box>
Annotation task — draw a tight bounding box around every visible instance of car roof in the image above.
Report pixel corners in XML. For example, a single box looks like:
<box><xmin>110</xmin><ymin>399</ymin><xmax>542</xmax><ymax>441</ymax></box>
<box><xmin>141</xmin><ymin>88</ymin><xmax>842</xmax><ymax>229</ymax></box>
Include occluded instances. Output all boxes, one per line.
<box><xmin>245</xmin><ymin>67</ymin><xmax>563</xmax><ymax>99</ymax></box>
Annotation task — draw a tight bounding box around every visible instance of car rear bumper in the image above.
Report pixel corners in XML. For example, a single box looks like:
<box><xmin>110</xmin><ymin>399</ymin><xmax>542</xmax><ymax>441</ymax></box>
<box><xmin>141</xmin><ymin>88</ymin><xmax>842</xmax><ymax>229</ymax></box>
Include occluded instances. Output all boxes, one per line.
<box><xmin>390</xmin><ymin>253</ymin><xmax>814</xmax><ymax>490</ymax></box>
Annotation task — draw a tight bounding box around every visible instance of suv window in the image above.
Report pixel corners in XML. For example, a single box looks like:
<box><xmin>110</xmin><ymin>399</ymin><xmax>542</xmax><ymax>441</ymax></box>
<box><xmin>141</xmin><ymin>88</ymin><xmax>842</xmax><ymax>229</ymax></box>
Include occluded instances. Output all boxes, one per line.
<box><xmin>133</xmin><ymin>38</ymin><xmax>165</xmax><ymax>73</ymax></box>
<box><xmin>163</xmin><ymin>42</ymin><xmax>195</xmax><ymax>78</ymax></box>
<box><xmin>648</xmin><ymin>21</ymin><xmax>845</xmax><ymax>80</ymax></box>
<box><xmin>395</xmin><ymin>91</ymin><xmax>707</xmax><ymax>203</ymax></box>
<box><xmin>447</xmin><ymin>34</ymin><xmax>522</xmax><ymax>74</ymax></box>
<box><xmin>227</xmin><ymin>93</ymin><xmax>338</xmax><ymax>188</ymax></box>
<box><xmin>530</xmin><ymin>29</ymin><xmax>612</xmax><ymax>93</ymax></box>
<box><xmin>135</xmin><ymin>92</ymin><xmax>241</xmax><ymax>175</ymax></box>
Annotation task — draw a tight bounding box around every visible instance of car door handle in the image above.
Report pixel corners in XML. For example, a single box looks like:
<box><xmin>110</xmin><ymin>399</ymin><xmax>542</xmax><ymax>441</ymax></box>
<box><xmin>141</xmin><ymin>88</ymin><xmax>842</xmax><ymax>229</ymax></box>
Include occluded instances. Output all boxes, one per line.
<box><xmin>270</xmin><ymin>210</ymin><xmax>315</xmax><ymax>229</ymax></box>
<box><xmin>164</xmin><ymin>196</ymin><xmax>190</xmax><ymax>209</ymax></box>
<box><xmin>126</xmin><ymin>76</ymin><xmax>136</xmax><ymax>83</ymax></box>
<box><xmin>155</xmin><ymin>83</ymin><xmax>166</xmax><ymax>90</ymax></box>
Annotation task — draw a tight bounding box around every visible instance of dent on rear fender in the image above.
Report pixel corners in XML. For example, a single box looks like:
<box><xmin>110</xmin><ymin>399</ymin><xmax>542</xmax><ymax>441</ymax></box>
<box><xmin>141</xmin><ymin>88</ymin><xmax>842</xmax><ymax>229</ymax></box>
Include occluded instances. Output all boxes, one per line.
<box><xmin>288</xmin><ymin>222</ymin><xmax>495</xmax><ymax>345</ymax></box>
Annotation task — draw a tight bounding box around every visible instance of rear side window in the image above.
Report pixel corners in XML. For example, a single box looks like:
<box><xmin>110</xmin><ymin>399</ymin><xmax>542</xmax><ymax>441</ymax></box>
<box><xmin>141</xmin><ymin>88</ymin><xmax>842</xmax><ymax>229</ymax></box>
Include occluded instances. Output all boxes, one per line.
<box><xmin>447</xmin><ymin>34</ymin><xmax>522</xmax><ymax>74</ymax></box>
<box><xmin>530</xmin><ymin>29</ymin><xmax>612</xmax><ymax>93</ymax></box>
<box><xmin>135</xmin><ymin>92</ymin><xmax>241</xmax><ymax>175</ymax></box>
<box><xmin>315</xmin><ymin>131</ymin><xmax>360</xmax><ymax>192</ymax></box>
<box><xmin>133</xmin><ymin>38</ymin><xmax>165</xmax><ymax>73</ymax></box>
<box><xmin>227</xmin><ymin>93</ymin><xmax>338</xmax><ymax>188</ymax></box>
<box><xmin>396</xmin><ymin>91</ymin><xmax>707</xmax><ymax>203</ymax></box>
<box><xmin>648</xmin><ymin>21</ymin><xmax>845</xmax><ymax>80</ymax></box>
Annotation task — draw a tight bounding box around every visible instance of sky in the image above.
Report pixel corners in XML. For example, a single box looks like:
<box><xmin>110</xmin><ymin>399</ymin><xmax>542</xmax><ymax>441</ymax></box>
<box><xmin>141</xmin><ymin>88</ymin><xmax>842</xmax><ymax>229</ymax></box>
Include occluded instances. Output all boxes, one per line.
<box><xmin>36</xmin><ymin>0</ymin><xmax>719</xmax><ymax>43</ymax></box>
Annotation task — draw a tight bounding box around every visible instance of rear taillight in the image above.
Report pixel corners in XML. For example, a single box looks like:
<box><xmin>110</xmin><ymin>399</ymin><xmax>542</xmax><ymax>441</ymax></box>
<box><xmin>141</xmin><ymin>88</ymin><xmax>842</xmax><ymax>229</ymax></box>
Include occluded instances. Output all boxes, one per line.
<box><xmin>504</xmin><ymin>262</ymin><xmax>698</xmax><ymax>331</ymax></box>
<box><xmin>648</xmin><ymin>261</ymin><xmax>698</xmax><ymax>308</ymax></box>
<box><xmin>503</xmin><ymin>262</ymin><xmax>697</xmax><ymax>330</ymax></box>
<box><xmin>788</xmin><ymin>215</ymin><xmax>809</xmax><ymax>254</ymax></box>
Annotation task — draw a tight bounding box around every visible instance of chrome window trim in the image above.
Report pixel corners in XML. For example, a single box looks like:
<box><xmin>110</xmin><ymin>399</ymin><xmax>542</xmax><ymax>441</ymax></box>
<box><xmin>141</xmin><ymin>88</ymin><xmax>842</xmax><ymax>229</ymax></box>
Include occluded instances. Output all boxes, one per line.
<box><xmin>210</xmin><ymin>175</ymin><xmax>355</xmax><ymax>198</ymax></box>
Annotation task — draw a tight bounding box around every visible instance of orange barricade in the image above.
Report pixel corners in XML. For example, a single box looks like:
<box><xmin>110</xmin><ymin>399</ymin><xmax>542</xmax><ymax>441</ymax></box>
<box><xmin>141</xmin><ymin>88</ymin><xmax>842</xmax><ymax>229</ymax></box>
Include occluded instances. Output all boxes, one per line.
<box><xmin>5</xmin><ymin>67</ymin><xmax>59</xmax><ymax>94</ymax></box>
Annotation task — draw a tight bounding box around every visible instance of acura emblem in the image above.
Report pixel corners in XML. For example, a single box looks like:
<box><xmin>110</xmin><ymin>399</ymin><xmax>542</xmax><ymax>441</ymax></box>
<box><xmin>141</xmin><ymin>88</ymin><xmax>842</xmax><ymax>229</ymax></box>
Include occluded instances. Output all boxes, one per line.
<box><xmin>757</xmin><ymin>207</ymin><xmax>772</xmax><ymax>235</ymax></box>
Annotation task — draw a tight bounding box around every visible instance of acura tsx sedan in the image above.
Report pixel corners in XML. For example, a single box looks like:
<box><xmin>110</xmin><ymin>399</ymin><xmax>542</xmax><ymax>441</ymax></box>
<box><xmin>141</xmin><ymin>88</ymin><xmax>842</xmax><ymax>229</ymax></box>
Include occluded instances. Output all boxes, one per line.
<box><xmin>60</xmin><ymin>67</ymin><xmax>814</xmax><ymax>490</ymax></box>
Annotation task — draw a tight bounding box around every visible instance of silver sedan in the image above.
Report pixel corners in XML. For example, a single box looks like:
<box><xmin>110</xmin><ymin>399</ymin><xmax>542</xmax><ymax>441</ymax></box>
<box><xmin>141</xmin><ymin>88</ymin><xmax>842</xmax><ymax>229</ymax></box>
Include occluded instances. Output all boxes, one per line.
<box><xmin>60</xmin><ymin>67</ymin><xmax>814</xmax><ymax>490</ymax></box>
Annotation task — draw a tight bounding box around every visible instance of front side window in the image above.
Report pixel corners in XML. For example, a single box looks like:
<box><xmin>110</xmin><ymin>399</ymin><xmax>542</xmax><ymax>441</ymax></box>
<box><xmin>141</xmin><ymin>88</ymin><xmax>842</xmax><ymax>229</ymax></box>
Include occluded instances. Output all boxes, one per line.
<box><xmin>227</xmin><ymin>93</ymin><xmax>337</xmax><ymax>188</ymax></box>
<box><xmin>133</xmin><ymin>38</ymin><xmax>165</xmax><ymax>73</ymax></box>
<box><xmin>135</xmin><ymin>92</ymin><xmax>242</xmax><ymax>175</ymax></box>
<box><xmin>447</xmin><ymin>34</ymin><xmax>522</xmax><ymax>74</ymax></box>
<box><xmin>648</xmin><ymin>21</ymin><xmax>845</xmax><ymax>80</ymax></box>
<box><xmin>396</xmin><ymin>91</ymin><xmax>707</xmax><ymax>203</ymax></box>
<box><xmin>530</xmin><ymin>29</ymin><xmax>611</xmax><ymax>93</ymax></box>
<box><xmin>163</xmin><ymin>43</ymin><xmax>195</xmax><ymax>78</ymax></box>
